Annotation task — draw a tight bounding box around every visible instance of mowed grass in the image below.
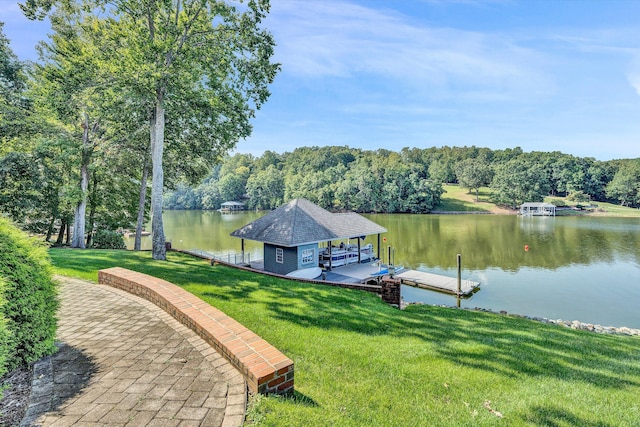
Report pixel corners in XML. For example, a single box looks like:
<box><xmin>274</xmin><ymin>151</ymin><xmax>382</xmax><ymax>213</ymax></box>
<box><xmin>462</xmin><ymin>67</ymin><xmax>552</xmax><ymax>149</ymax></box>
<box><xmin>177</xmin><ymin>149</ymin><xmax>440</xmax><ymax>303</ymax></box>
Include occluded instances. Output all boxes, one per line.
<box><xmin>440</xmin><ymin>185</ymin><xmax>640</xmax><ymax>217</ymax></box>
<box><xmin>50</xmin><ymin>249</ymin><xmax>640</xmax><ymax>426</ymax></box>
<box><xmin>436</xmin><ymin>185</ymin><xmax>512</xmax><ymax>213</ymax></box>
<box><xmin>543</xmin><ymin>197</ymin><xmax>640</xmax><ymax>218</ymax></box>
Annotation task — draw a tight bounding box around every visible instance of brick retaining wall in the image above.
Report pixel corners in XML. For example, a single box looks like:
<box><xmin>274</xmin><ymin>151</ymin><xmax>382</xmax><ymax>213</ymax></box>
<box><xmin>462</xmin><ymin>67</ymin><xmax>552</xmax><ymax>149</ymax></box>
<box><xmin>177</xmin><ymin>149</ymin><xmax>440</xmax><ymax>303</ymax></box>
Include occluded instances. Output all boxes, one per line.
<box><xmin>98</xmin><ymin>267</ymin><xmax>294</xmax><ymax>395</ymax></box>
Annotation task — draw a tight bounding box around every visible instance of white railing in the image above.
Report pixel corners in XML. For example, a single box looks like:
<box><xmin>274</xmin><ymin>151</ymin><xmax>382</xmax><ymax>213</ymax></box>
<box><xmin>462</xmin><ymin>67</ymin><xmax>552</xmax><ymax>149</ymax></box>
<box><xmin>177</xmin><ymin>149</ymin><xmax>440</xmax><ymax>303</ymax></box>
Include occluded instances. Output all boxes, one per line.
<box><xmin>210</xmin><ymin>252</ymin><xmax>253</xmax><ymax>266</ymax></box>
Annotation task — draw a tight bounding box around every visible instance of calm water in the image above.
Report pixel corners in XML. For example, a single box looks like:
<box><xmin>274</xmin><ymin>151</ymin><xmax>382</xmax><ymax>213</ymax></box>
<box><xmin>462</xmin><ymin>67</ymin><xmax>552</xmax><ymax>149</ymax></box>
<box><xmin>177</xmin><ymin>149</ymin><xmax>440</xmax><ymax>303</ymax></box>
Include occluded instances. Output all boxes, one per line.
<box><xmin>128</xmin><ymin>211</ymin><xmax>640</xmax><ymax>328</ymax></box>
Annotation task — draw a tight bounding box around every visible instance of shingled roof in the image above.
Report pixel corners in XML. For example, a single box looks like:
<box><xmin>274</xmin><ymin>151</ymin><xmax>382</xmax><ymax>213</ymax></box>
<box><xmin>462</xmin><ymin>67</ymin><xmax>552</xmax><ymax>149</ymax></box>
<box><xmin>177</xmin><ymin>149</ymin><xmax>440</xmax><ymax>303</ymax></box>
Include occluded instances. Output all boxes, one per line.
<box><xmin>230</xmin><ymin>199</ymin><xmax>387</xmax><ymax>247</ymax></box>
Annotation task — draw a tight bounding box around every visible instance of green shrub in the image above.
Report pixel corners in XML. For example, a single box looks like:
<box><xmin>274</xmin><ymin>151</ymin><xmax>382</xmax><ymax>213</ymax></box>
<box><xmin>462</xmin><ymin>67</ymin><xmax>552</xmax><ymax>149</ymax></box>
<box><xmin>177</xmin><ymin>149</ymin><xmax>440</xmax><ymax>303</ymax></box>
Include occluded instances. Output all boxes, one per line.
<box><xmin>0</xmin><ymin>277</ymin><xmax>10</xmax><ymax>380</ymax></box>
<box><xmin>0</xmin><ymin>217</ymin><xmax>58</xmax><ymax>371</ymax></box>
<box><xmin>568</xmin><ymin>191</ymin><xmax>591</xmax><ymax>203</ymax></box>
<box><xmin>91</xmin><ymin>229</ymin><xmax>126</xmax><ymax>249</ymax></box>
<box><xmin>548</xmin><ymin>198</ymin><xmax>566</xmax><ymax>207</ymax></box>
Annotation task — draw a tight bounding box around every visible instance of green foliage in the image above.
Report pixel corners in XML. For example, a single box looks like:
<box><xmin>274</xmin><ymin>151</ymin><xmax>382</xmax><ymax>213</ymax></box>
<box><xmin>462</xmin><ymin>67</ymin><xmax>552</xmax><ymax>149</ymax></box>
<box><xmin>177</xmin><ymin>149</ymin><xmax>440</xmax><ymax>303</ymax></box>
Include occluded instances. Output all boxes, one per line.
<box><xmin>567</xmin><ymin>191</ymin><xmax>590</xmax><ymax>203</ymax></box>
<box><xmin>0</xmin><ymin>217</ymin><xmax>57</xmax><ymax>371</ymax></box>
<box><xmin>548</xmin><ymin>198</ymin><xmax>567</xmax><ymax>207</ymax></box>
<box><xmin>50</xmin><ymin>249</ymin><xmax>640</xmax><ymax>427</ymax></box>
<box><xmin>0</xmin><ymin>276</ymin><xmax>10</xmax><ymax>387</ymax></box>
<box><xmin>454</xmin><ymin>157</ymin><xmax>493</xmax><ymax>201</ymax></box>
<box><xmin>491</xmin><ymin>157</ymin><xmax>551</xmax><ymax>208</ymax></box>
<box><xmin>0</xmin><ymin>22</ymin><xmax>33</xmax><ymax>145</ymax></box>
<box><xmin>91</xmin><ymin>229</ymin><xmax>126</xmax><ymax>249</ymax></box>
<box><xmin>246</xmin><ymin>165</ymin><xmax>284</xmax><ymax>210</ymax></box>
<box><xmin>163</xmin><ymin>147</ymin><xmax>640</xmax><ymax>214</ymax></box>
<box><xmin>606</xmin><ymin>159</ymin><xmax>640</xmax><ymax>207</ymax></box>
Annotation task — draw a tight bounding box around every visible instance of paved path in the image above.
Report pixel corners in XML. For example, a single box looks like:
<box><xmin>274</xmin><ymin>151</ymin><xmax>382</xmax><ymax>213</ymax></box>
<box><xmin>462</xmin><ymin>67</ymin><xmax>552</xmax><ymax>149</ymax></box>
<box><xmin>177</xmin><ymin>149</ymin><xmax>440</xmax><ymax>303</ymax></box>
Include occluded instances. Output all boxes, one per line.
<box><xmin>22</xmin><ymin>277</ymin><xmax>246</xmax><ymax>427</ymax></box>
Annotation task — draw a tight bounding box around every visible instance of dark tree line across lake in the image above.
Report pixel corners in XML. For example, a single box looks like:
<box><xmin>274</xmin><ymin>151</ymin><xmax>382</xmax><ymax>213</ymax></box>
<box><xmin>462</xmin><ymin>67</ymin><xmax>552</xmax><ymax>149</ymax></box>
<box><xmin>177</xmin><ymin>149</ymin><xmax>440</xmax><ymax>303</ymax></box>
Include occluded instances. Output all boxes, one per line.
<box><xmin>164</xmin><ymin>145</ymin><xmax>640</xmax><ymax>212</ymax></box>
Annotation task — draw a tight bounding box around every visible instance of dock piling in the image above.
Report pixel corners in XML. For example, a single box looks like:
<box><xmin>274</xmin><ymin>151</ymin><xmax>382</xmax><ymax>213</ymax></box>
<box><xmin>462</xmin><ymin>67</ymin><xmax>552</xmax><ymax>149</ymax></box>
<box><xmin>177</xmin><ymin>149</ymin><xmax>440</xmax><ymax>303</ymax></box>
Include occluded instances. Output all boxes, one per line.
<box><xmin>457</xmin><ymin>254</ymin><xmax>462</xmax><ymax>296</ymax></box>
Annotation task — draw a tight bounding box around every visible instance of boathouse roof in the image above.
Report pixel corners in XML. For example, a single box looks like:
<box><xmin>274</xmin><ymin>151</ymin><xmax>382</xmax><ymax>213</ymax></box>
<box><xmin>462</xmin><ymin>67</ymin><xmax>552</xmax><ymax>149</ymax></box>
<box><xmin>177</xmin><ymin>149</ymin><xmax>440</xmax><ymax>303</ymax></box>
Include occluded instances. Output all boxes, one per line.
<box><xmin>520</xmin><ymin>202</ymin><xmax>556</xmax><ymax>208</ymax></box>
<box><xmin>230</xmin><ymin>198</ymin><xmax>387</xmax><ymax>247</ymax></box>
<box><xmin>221</xmin><ymin>201</ymin><xmax>244</xmax><ymax>207</ymax></box>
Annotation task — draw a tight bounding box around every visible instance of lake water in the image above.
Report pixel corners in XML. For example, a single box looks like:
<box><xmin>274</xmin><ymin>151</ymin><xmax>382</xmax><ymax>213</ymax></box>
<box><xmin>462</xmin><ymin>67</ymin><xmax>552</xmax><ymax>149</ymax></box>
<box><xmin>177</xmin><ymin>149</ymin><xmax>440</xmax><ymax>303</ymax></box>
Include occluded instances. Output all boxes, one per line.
<box><xmin>128</xmin><ymin>211</ymin><xmax>640</xmax><ymax>328</ymax></box>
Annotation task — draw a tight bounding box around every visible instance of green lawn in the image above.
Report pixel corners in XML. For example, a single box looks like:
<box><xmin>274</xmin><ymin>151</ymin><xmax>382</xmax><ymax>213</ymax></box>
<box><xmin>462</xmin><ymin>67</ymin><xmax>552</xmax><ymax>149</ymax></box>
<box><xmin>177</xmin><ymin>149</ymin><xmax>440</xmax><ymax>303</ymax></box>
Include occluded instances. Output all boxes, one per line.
<box><xmin>438</xmin><ymin>185</ymin><xmax>640</xmax><ymax>217</ymax></box>
<box><xmin>435</xmin><ymin>185</ymin><xmax>510</xmax><ymax>213</ymax></box>
<box><xmin>50</xmin><ymin>249</ymin><xmax>640</xmax><ymax>426</ymax></box>
<box><xmin>543</xmin><ymin>197</ymin><xmax>640</xmax><ymax>218</ymax></box>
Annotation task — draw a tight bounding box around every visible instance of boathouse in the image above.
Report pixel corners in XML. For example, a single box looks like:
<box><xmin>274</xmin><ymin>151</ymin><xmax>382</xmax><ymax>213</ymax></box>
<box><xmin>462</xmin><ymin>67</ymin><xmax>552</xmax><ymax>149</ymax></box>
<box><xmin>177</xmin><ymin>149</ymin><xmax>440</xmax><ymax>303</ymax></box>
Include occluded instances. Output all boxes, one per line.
<box><xmin>520</xmin><ymin>202</ymin><xmax>556</xmax><ymax>216</ymax></box>
<box><xmin>230</xmin><ymin>199</ymin><xmax>387</xmax><ymax>275</ymax></box>
<box><xmin>220</xmin><ymin>201</ymin><xmax>245</xmax><ymax>212</ymax></box>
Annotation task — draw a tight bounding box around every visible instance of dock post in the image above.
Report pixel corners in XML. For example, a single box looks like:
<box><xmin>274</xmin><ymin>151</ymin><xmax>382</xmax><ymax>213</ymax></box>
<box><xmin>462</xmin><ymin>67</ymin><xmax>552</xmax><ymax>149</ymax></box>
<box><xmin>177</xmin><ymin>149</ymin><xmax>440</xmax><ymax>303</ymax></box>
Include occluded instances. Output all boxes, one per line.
<box><xmin>457</xmin><ymin>254</ymin><xmax>462</xmax><ymax>296</ymax></box>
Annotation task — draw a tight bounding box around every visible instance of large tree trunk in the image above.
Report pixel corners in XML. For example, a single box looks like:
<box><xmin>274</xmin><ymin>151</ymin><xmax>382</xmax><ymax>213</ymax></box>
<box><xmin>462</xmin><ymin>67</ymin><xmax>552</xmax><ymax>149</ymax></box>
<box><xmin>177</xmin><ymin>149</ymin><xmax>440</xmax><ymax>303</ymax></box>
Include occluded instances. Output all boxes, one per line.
<box><xmin>151</xmin><ymin>95</ymin><xmax>166</xmax><ymax>260</ymax></box>
<box><xmin>65</xmin><ymin>216</ymin><xmax>71</xmax><ymax>245</ymax></box>
<box><xmin>134</xmin><ymin>149</ymin><xmax>151</xmax><ymax>251</ymax></box>
<box><xmin>56</xmin><ymin>219</ymin><xmax>66</xmax><ymax>246</ymax></box>
<box><xmin>71</xmin><ymin>112</ymin><xmax>91</xmax><ymax>248</ymax></box>
<box><xmin>86</xmin><ymin>172</ymin><xmax>98</xmax><ymax>248</ymax></box>
<box><xmin>45</xmin><ymin>216</ymin><xmax>55</xmax><ymax>242</ymax></box>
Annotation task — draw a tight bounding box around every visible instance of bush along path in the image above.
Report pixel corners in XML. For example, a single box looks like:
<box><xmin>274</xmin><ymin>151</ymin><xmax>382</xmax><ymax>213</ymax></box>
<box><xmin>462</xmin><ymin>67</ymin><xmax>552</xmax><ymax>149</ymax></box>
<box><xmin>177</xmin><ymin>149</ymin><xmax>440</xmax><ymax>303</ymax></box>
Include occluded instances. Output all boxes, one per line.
<box><xmin>0</xmin><ymin>217</ymin><xmax>58</xmax><ymax>425</ymax></box>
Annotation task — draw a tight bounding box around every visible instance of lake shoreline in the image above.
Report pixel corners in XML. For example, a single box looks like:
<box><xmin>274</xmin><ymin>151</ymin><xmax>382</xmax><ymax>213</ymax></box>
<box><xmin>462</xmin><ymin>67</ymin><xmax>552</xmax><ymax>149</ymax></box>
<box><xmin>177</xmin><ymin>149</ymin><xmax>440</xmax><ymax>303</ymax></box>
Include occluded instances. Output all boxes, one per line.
<box><xmin>406</xmin><ymin>301</ymin><xmax>640</xmax><ymax>336</ymax></box>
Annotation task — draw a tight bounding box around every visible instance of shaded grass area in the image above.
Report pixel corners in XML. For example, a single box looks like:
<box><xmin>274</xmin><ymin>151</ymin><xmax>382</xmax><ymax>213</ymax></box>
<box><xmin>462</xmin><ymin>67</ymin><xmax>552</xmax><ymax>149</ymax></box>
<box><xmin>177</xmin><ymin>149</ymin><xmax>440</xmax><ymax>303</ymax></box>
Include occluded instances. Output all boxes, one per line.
<box><xmin>50</xmin><ymin>249</ymin><xmax>640</xmax><ymax>426</ymax></box>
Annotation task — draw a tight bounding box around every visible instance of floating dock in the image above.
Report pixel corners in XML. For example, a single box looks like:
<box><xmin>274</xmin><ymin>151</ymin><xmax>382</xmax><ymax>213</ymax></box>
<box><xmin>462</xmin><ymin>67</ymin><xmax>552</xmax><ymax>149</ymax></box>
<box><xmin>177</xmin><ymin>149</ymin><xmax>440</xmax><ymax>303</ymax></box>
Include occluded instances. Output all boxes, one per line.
<box><xmin>395</xmin><ymin>270</ymin><xmax>480</xmax><ymax>296</ymax></box>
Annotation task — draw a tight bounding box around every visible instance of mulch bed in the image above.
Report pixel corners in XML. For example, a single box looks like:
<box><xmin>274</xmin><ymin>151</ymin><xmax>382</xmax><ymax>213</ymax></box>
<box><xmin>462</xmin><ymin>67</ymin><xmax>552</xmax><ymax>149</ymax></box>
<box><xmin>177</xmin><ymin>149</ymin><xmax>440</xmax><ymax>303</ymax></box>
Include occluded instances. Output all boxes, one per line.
<box><xmin>0</xmin><ymin>364</ymin><xmax>33</xmax><ymax>427</ymax></box>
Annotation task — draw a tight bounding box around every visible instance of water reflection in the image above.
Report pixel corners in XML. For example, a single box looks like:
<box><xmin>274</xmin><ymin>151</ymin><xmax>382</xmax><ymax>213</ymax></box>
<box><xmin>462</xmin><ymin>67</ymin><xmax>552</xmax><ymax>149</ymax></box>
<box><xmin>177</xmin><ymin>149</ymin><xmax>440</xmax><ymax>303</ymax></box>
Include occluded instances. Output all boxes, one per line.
<box><xmin>128</xmin><ymin>211</ymin><xmax>640</xmax><ymax>327</ymax></box>
<box><xmin>365</xmin><ymin>214</ymin><xmax>640</xmax><ymax>271</ymax></box>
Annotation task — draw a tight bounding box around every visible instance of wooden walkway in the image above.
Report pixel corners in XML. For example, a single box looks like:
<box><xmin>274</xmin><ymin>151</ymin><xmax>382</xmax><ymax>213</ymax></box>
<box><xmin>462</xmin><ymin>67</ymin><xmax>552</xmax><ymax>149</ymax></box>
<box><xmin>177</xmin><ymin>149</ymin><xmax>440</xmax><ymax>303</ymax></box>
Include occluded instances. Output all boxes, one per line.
<box><xmin>396</xmin><ymin>270</ymin><xmax>480</xmax><ymax>296</ymax></box>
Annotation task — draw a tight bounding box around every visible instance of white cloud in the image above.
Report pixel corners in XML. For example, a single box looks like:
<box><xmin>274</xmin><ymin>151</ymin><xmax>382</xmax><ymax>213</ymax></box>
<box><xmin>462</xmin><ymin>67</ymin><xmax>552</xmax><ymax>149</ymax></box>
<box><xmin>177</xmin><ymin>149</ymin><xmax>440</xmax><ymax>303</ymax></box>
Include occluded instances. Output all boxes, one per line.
<box><xmin>627</xmin><ymin>58</ymin><xmax>640</xmax><ymax>96</ymax></box>
<box><xmin>628</xmin><ymin>73</ymin><xmax>640</xmax><ymax>96</ymax></box>
<box><xmin>266</xmin><ymin>0</ymin><xmax>550</xmax><ymax>101</ymax></box>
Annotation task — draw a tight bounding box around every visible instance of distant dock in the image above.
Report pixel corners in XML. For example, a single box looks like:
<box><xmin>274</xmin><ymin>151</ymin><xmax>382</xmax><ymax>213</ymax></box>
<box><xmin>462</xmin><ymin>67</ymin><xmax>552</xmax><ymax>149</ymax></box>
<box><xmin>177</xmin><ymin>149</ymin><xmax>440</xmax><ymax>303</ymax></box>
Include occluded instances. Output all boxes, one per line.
<box><xmin>395</xmin><ymin>270</ymin><xmax>480</xmax><ymax>296</ymax></box>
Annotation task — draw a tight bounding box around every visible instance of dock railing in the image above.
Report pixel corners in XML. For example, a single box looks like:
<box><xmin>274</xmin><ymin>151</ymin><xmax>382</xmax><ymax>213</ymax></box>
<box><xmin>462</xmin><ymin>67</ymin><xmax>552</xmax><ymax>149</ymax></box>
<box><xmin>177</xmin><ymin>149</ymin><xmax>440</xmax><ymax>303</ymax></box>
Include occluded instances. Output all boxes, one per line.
<box><xmin>210</xmin><ymin>251</ymin><xmax>253</xmax><ymax>266</ymax></box>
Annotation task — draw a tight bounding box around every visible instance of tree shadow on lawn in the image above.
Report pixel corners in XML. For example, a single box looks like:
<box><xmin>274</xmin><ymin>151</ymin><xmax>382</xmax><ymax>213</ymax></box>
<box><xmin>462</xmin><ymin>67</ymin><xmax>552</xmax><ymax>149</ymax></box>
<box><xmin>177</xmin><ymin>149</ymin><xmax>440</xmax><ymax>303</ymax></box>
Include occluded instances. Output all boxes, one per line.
<box><xmin>523</xmin><ymin>404</ymin><xmax>613</xmax><ymax>427</ymax></box>
<box><xmin>436</xmin><ymin>197</ymin><xmax>490</xmax><ymax>212</ymax></box>
<box><xmin>195</xmin><ymin>270</ymin><xmax>640</xmax><ymax>392</ymax></box>
<box><xmin>53</xmin><ymin>251</ymin><xmax>639</xmax><ymax>394</ymax></box>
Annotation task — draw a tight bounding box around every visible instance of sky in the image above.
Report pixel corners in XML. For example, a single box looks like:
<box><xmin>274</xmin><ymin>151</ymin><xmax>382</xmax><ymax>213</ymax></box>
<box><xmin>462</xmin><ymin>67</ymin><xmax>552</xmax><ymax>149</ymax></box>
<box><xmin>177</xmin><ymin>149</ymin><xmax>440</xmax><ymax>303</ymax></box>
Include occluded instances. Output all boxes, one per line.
<box><xmin>2</xmin><ymin>0</ymin><xmax>640</xmax><ymax>161</ymax></box>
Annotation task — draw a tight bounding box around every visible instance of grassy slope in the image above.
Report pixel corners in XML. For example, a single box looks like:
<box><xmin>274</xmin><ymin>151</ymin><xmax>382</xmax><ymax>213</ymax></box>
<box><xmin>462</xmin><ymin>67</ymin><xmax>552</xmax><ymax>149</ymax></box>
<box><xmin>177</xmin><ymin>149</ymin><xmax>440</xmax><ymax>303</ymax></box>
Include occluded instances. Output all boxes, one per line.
<box><xmin>436</xmin><ymin>185</ymin><xmax>513</xmax><ymax>213</ymax></box>
<box><xmin>439</xmin><ymin>184</ymin><xmax>640</xmax><ymax>217</ymax></box>
<box><xmin>50</xmin><ymin>249</ymin><xmax>640</xmax><ymax>427</ymax></box>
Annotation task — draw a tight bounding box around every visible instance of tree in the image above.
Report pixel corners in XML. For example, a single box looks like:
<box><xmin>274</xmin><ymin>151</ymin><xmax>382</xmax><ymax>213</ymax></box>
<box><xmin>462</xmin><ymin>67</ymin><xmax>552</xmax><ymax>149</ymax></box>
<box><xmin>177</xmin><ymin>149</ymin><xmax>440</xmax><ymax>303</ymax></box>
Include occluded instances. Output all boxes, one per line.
<box><xmin>491</xmin><ymin>157</ymin><xmax>550</xmax><ymax>208</ymax></box>
<box><xmin>246</xmin><ymin>165</ymin><xmax>284</xmax><ymax>210</ymax></box>
<box><xmin>606</xmin><ymin>160</ymin><xmax>640</xmax><ymax>207</ymax></box>
<box><xmin>31</xmin><ymin>5</ymin><xmax>106</xmax><ymax>249</ymax></box>
<box><xmin>0</xmin><ymin>22</ymin><xmax>33</xmax><ymax>146</ymax></box>
<box><xmin>109</xmin><ymin>1</ymin><xmax>278</xmax><ymax>259</ymax></box>
<box><xmin>22</xmin><ymin>0</ymin><xmax>279</xmax><ymax>260</ymax></box>
<box><xmin>428</xmin><ymin>159</ymin><xmax>455</xmax><ymax>184</ymax></box>
<box><xmin>454</xmin><ymin>157</ymin><xmax>493</xmax><ymax>201</ymax></box>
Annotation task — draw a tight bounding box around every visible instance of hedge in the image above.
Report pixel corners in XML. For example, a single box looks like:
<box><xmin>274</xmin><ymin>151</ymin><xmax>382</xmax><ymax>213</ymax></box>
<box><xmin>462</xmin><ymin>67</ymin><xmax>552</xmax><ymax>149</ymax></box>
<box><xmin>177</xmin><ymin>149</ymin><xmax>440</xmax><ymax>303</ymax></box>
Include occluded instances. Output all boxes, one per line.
<box><xmin>92</xmin><ymin>229</ymin><xmax>126</xmax><ymax>249</ymax></box>
<box><xmin>0</xmin><ymin>276</ymin><xmax>9</xmax><ymax>381</ymax></box>
<box><xmin>0</xmin><ymin>216</ymin><xmax>58</xmax><ymax>374</ymax></box>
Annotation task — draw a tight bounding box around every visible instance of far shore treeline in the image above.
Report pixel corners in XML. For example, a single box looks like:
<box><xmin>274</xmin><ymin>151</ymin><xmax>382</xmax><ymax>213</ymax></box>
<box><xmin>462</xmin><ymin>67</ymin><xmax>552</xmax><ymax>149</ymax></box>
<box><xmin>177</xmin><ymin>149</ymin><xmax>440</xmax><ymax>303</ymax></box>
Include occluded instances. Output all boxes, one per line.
<box><xmin>2</xmin><ymin>17</ymin><xmax>640</xmax><ymax>248</ymax></box>
<box><xmin>165</xmin><ymin>146</ymin><xmax>640</xmax><ymax>213</ymax></box>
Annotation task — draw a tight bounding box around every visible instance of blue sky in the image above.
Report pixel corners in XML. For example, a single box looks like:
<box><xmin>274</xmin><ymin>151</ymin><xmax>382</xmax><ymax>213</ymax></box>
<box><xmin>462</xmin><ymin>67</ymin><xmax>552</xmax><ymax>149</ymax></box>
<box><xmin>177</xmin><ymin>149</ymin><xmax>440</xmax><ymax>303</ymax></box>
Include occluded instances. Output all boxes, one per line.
<box><xmin>3</xmin><ymin>0</ymin><xmax>640</xmax><ymax>161</ymax></box>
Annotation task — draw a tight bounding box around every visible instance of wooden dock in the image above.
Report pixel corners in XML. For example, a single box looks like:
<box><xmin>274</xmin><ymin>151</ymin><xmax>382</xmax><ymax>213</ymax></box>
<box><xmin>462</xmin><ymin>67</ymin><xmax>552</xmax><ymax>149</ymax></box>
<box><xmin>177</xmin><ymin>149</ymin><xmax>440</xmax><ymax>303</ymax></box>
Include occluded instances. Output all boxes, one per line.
<box><xmin>395</xmin><ymin>270</ymin><xmax>480</xmax><ymax>296</ymax></box>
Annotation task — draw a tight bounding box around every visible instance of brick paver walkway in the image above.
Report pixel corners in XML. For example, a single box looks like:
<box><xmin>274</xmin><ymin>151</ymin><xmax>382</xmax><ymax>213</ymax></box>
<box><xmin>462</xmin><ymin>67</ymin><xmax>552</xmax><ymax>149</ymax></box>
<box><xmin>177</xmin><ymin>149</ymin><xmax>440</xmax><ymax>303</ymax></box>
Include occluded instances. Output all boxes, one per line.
<box><xmin>21</xmin><ymin>277</ymin><xmax>246</xmax><ymax>426</ymax></box>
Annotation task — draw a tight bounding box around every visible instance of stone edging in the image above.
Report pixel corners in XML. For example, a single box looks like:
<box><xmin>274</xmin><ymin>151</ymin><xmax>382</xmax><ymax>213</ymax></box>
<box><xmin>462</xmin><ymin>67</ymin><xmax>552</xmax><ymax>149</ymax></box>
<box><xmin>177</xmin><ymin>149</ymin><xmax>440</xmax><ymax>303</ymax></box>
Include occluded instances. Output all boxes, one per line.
<box><xmin>406</xmin><ymin>302</ymin><xmax>640</xmax><ymax>336</ymax></box>
<box><xmin>98</xmin><ymin>267</ymin><xmax>294</xmax><ymax>395</ymax></box>
<box><xmin>19</xmin><ymin>348</ymin><xmax>55</xmax><ymax>427</ymax></box>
